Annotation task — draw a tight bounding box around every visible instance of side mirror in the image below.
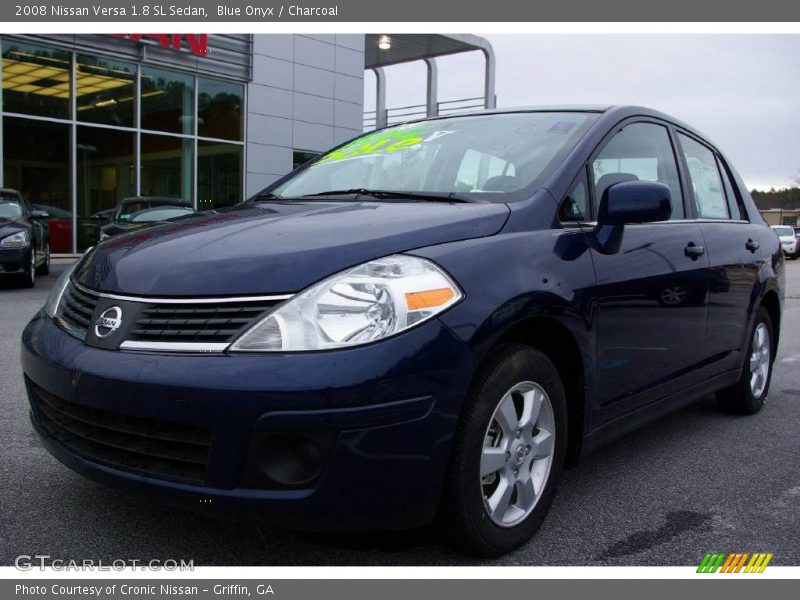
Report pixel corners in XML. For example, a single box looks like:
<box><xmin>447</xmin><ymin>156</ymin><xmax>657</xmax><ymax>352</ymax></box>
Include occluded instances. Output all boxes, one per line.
<box><xmin>595</xmin><ymin>181</ymin><xmax>672</xmax><ymax>254</ymax></box>
<box><xmin>92</xmin><ymin>214</ymin><xmax>110</xmax><ymax>224</ymax></box>
<box><xmin>598</xmin><ymin>180</ymin><xmax>672</xmax><ymax>226</ymax></box>
<box><xmin>29</xmin><ymin>209</ymin><xmax>49</xmax><ymax>219</ymax></box>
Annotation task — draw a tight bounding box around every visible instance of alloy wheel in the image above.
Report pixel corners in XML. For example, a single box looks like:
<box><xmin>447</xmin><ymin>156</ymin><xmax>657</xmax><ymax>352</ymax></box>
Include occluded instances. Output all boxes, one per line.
<box><xmin>480</xmin><ymin>381</ymin><xmax>555</xmax><ymax>527</ymax></box>
<box><xmin>749</xmin><ymin>323</ymin><xmax>770</xmax><ymax>398</ymax></box>
<box><xmin>660</xmin><ymin>286</ymin><xmax>687</xmax><ymax>305</ymax></box>
<box><xmin>28</xmin><ymin>249</ymin><xmax>36</xmax><ymax>286</ymax></box>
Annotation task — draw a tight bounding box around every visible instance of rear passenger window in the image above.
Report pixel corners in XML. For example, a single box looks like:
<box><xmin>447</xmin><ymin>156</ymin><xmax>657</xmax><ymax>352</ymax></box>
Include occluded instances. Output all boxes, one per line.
<box><xmin>716</xmin><ymin>156</ymin><xmax>743</xmax><ymax>220</ymax></box>
<box><xmin>592</xmin><ymin>122</ymin><xmax>684</xmax><ymax>219</ymax></box>
<box><xmin>678</xmin><ymin>133</ymin><xmax>729</xmax><ymax>219</ymax></box>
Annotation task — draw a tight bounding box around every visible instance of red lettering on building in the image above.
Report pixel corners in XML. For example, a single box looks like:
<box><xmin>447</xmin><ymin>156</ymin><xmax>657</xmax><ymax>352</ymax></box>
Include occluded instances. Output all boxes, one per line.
<box><xmin>110</xmin><ymin>34</ymin><xmax>208</xmax><ymax>56</ymax></box>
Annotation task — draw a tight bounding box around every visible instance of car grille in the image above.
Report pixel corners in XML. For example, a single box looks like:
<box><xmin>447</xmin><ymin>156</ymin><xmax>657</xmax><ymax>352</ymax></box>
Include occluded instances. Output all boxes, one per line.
<box><xmin>55</xmin><ymin>280</ymin><xmax>287</xmax><ymax>349</ymax></box>
<box><xmin>57</xmin><ymin>282</ymin><xmax>100</xmax><ymax>341</ymax></box>
<box><xmin>128</xmin><ymin>301</ymin><xmax>278</xmax><ymax>343</ymax></box>
<box><xmin>29</xmin><ymin>380</ymin><xmax>211</xmax><ymax>484</ymax></box>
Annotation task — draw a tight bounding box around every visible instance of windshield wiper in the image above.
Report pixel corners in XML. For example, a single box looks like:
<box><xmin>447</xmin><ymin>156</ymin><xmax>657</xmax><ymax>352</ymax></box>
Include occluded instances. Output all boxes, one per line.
<box><xmin>301</xmin><ymin>189</ymin><xmax>476</xmax><ymax>203</ymax></box>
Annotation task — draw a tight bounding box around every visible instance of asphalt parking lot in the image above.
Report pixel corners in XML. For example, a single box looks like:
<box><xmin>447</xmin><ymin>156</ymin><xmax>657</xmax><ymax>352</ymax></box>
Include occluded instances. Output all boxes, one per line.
<box><xmin>1</xmin><ymin>261</ymin><xmax>799</xmax><ymax>567</ymax></box>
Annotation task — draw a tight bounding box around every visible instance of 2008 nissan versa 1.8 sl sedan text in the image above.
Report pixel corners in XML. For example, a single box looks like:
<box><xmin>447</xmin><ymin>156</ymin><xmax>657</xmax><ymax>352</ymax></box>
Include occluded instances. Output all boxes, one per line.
<box><xmin>21</xmin><ymin>106</ymin><xmax>784</xmax><ymax>556</ymax></box>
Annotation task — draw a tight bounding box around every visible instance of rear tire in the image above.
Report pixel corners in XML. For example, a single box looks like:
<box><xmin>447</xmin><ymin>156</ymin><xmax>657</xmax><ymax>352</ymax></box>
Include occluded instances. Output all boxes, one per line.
<box><xmin>443</xmin><ymin>344</ymin><xmax>567</xmax><ymax>556</ymax></box>
<box><xmin>716</xmin><ymin>307</ymin><xmax>774</xmax><ymax>415</ymax></box>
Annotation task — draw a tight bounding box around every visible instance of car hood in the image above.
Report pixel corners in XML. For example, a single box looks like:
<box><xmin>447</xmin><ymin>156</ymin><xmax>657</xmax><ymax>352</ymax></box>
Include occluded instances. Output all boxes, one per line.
<box><xmin>0</xmin><ymin>218</ymin><xmax>27</xmax><ymax>239</ymax></box>
<box><xmin>76</xmin><ymin>200</ymin><xmax>510</xmax><ymax>295</ymax></box>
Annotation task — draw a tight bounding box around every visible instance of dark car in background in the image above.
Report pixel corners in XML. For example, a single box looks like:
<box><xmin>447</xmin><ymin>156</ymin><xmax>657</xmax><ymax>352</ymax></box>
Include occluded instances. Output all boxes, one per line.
<box><xmin>21</xmin><ymin>106</ymin><xmax>783</xmax><ymax>556</ymax></box>
<box><xmin>1</xmin><ymin>188</ymin><xmax>50</xmax><ymax>287</ymax></box>
<box><xmin>99</xmin><ymin>197</ymin><xmax>195</xmax><ymax>241</ymax></box>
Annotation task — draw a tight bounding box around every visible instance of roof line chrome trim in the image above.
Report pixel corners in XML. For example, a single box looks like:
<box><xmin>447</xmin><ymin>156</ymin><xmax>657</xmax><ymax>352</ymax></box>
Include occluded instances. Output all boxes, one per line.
<box><xmin>73</xmin><ymin>280</ymin><xmax>293</xmax><ymax>304</ymax></box>
<box><xmin>120</xmin><ymin>341</ymin><xmax>229</xmax><ymax>353</ymax></box>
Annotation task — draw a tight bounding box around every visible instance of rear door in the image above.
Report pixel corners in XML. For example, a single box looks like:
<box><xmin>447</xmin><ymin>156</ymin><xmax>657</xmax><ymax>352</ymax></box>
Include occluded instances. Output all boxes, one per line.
<box><xmin>585</xmin><ymin>120</ymin><xmax>711</xmax><ymax>423</ymax></box>
<box><xmin>674</xmin><ymin>131</ymin><xmax>763</xmax><ymax>372</ymax></box>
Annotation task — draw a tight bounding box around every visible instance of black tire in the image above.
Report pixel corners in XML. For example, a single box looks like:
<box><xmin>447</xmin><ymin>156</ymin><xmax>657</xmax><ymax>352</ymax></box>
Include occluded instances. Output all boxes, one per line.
<box><xmin>19</xmin><ymin>248</ymin><xmax>36</xmax><ymax>288</ymax></box>
<box><xmin>716</xmin><ymin>307</ymin><xmax>774</xmax><ymax>415</ymax></box>
<box><xmin>36</xmin><ymin>241</ymin><xmax>50</xmax><ymax>276</ymax></box>
<box><xmin>443</xmin><ymin>344</ymin><xmax>567</xmax><ymax>556</ymax></box>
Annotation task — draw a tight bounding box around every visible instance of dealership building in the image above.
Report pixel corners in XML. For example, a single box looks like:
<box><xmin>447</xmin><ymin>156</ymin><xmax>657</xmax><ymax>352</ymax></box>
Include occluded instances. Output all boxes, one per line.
<box><xmin>0</xmin><ymin>33</ymin><xmax>495</xmax><ymax>255</ymax></box>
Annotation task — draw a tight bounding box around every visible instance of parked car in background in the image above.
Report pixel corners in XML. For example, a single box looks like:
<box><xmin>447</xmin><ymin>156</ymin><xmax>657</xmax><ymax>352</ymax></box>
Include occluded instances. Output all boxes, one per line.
<box><xmin>771</xmin><ymin>225</ymin><xmax>798</xmax><ymax>259</ymax></box>
<box><xmin>22</xmin><ymin>106</ymin><xmax>784</xmax><ymax>556</ymax></box>
<box><xmin>0</xmin><ymin>188</ymin><xmax>50</xmax><ymax>287</ymax></box>
<box><xmin>32</xmin><ymin>204</ymin><xmax>72</xmax><ymax>254</ymax></box>
<box><xmin>99</xmin><ymin>197</ymin><xmax>195</xmax><ymax>241</ymax></box>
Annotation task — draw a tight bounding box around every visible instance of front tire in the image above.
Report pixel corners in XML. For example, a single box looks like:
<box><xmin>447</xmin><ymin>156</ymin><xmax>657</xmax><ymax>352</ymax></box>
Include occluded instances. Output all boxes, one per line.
<box><xmin>443</xmin><ymin>345</ymin><xmax>567</xmax><ymax>556</ymax></box>
<box><xmin>36</xmin><ymin>241</ymin><xmax>50</xmax><ymax>276</ymax></box>
<box><xmin>716</xmin><ymin>307</ymin><xmax>774</xmax><ymax>415</ymax></box>
<box><xmin>20</xmin><ymin>248</ymin><xmax>36</xmax><ymax>288</ymax></box>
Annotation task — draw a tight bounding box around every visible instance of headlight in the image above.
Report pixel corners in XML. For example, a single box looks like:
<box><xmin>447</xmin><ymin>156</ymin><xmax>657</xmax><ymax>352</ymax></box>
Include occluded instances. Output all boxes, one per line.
<box><xmin>44</xmin><ymin>248</ymin><xmax>92</xmax><ymax>318</ymax></box>
<box><xmin>230</xmin><ymin>254</ymin><xmax>462</xmax><ymax>352</ymax></box>
<box><xmin>0</xmin><ymin>231</ymin><xmax>29</xmax><ymax>248</ymax></box>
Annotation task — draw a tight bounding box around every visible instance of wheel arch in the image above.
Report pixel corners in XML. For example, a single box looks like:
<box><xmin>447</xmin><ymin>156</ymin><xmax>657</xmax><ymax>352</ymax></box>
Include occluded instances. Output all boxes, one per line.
<box><xmin>484</xmin><ymin>316</ymin><xmax>588</xmax><ymax>467</ymax></box>
<box><xmin>759</xmin><ymin>289</ymin><xmax>781</xmax><ymax>352</ymax></box>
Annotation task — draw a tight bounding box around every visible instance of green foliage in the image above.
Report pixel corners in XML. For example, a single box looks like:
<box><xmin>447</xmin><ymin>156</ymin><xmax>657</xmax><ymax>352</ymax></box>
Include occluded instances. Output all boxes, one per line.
<box><xmin>751</xmin><ymin>186</ymin><xmax>800</xmax><ymax>210</ymax></box>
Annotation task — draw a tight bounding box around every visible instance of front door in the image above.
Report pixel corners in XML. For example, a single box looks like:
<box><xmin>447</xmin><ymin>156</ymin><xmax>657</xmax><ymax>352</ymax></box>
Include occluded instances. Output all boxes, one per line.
<box><xmin>586</xmin><ymin>121</ymin><xmax>710</xmax><ymax>424</ymax></box>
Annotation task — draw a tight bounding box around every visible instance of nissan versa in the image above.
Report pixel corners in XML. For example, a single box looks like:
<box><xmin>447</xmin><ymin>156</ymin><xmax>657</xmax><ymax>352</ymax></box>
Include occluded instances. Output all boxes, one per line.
<box><xmin>21</xmin><ymin>106</ymin><xmax>784</xmax><ymax>556</ymax></box>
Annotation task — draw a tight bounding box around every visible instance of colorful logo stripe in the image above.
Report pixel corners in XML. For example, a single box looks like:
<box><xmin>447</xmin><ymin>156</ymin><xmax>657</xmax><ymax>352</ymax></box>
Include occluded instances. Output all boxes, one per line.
<box><xmin>697</xmin><ymin>552</ymin><xmax>773</xmax><ymax>573</ymax></box>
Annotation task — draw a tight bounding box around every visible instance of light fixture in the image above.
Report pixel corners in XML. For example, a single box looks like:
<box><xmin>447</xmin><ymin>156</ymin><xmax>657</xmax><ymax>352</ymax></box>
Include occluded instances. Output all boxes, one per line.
<box><xmin>378</xmin><ymin>35</ymin><xmax>392</xmax><ymax>50</ymax></box>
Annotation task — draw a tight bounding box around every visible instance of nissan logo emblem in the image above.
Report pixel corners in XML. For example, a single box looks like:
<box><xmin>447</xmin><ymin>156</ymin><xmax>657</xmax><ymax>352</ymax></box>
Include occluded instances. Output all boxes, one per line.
<box><xmin>94</xmin><ymin>306</ymin><xmax>123</xmax><ymax>339</ymax></box>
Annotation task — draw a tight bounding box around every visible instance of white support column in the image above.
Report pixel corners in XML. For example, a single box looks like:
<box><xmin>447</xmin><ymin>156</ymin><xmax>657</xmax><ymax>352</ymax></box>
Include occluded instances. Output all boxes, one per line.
<box><xmin>424</xmin><ymin>58</ymin><xmax>438</xmax><ymax>117</ymax></box>
<box><xmin>372</xmin><ymin>67</ymin><xmax>387</xmax><ymax>129</ymax></box>
<box><xmin>482</xmin><ymin>46</ymin><xmax>496</xmax><ymax>109</ymax></box>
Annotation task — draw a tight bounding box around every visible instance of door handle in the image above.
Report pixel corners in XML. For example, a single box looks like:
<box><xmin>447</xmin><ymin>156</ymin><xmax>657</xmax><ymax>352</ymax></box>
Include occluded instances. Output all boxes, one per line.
<box><xmin>746</xmin><ymin>239</ymin><xmax>760</xmax><ymax>253</ymax></box>
<box><xmin>684</xmin><ymin>242</ymin><xmax>705</xmax><ymax>260</ymax></box>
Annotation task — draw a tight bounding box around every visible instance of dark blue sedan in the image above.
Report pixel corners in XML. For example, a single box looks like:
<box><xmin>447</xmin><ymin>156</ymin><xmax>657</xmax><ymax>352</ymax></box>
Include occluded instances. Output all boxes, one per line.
<box><xmin>20</xmin><ymin>106</ymin><xmax>784</xmax><ymax>556</ymax></box>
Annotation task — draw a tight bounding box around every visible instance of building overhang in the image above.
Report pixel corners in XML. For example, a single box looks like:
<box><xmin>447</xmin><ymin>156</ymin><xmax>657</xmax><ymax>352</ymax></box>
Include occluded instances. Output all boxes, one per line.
<box><xmin>364</xmin><ymin>34</ymin><xmax>494</xmax><ymax>69</ymax></box>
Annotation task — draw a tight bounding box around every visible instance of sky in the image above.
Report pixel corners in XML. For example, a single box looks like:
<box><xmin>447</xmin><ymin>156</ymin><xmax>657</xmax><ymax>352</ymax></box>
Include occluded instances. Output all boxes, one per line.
<box><xmin>364</xmin><ymin>35</ymin><xmax>800</xmax><ymax>191</ymax></box>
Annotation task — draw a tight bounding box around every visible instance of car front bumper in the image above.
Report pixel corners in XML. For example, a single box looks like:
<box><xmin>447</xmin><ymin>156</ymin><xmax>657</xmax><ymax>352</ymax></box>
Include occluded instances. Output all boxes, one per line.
<box><xmin>21</xmin><ymin>311</ymin><xmax>477</xmax><ymax>531</ymax></box>
<box><xmin>0</xmin><ymin>247</ymin><xmax>29</xmax><ymax>274</ymax></box>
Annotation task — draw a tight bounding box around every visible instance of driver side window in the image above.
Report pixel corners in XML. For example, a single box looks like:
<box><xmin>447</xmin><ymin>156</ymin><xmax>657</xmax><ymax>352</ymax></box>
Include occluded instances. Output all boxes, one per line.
<box><xmin>592</xmin><ymin>122</ymin><xmax>684</xmax><ymax>220</ymax></box>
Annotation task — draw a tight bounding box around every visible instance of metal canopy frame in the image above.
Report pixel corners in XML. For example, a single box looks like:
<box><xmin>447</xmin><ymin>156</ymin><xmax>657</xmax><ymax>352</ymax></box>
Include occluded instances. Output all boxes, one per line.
<box><xmin>365</xmin><ymin>34</ymin><xmax>496</xmax><ymax>129</ymax></box>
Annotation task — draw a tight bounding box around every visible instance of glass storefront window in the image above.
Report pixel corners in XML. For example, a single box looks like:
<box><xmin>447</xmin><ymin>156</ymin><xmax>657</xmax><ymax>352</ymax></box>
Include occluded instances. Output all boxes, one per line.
<box><xmin>141</xmin><ymin>67</ymin><xmax>194</xmax><ymax>135</ymax></box>
<box><xmin>76</xmin><ymin>55</ymin><xmax>136</xmax><ymax>127</ymax></box>
<box><xmin>76</xmin><ymin>126</ymin><xmax>135</xmax><ymax>251</ymax></box>
<box><xmin>140</xmin><ymin>133</ymin><xmax>194</xmax><ymax>202</ymax></box>
<box><xmin>197</xmin><ymin>141</ymin><xmax>243</xmax><ymax>210</ymax></box>
<box><xmin>2</xmin><ymin>41</ymin><xmax>71</xmax><ymax>119</ymax></box>
<box><xmin>3</xmin><ymin>117</ymin><xmax>71</xmax><ymax>252</ymax></box>
<box><xmin>198</xmin><ymin>77</ymin><xmax>243</xmax><ymax>141</ymax></box>
<box><xmin>1</xmin><ymin>39</ymin><xmax>246</xmax><ymax>252</ymax></box>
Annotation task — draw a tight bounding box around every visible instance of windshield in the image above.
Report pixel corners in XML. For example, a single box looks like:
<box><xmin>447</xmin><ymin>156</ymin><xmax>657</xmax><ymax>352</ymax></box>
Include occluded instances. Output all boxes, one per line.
<box><xmin>0</xmin><ymin>194</ymin><xmax>23</xmax><ymax>219</ymax></box>
<box><xmin>129</xmin><ymin>207</ymin><xmax>195</xmax><ymax>223</ymax></box>
<box><xmin>774</xmin><ymin>226</ymin><xmax>795</xmax><ymax>237</ymax></box>
<box><xmin>116</xmin><ymin>199</ymin><xmax>189</xmax><ymax>222</ymax></box>
<box><xmin>269</xmin><ymin>112</ymin><xmax>595</xmax><ymax>201</ymax></box>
